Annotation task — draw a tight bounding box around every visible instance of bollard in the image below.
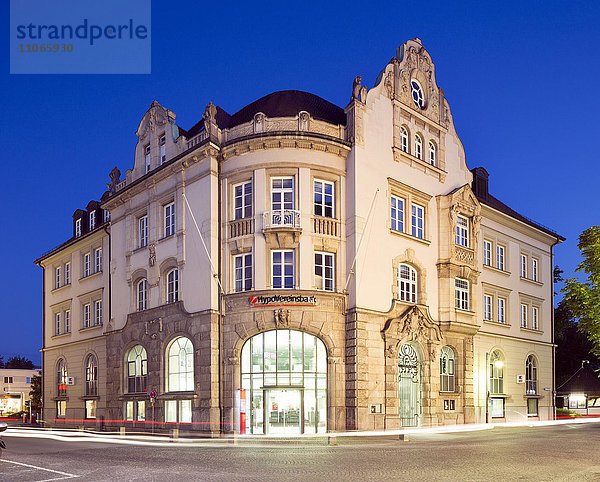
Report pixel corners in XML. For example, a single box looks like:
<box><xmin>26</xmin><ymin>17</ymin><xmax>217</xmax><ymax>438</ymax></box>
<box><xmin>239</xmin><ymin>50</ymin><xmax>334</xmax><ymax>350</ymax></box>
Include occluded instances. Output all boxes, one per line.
<box><xmin>398</xmin><ymin>433</ymin><xmax>409</xmax><ymax>442</ymax></box>
<box><xmin>172</xmin><ymin>427</ymin><xmax>179</xmax><ymax>440</ymax></box>
<box><xmin>327</xmin><ymin>435</ymin><xmax>337</xmax><ymax>446</ymax></box>
<box><xmin>120</xmin><ymin>426</ymin><xmax>126</xmax><ymax>436</ymax></box>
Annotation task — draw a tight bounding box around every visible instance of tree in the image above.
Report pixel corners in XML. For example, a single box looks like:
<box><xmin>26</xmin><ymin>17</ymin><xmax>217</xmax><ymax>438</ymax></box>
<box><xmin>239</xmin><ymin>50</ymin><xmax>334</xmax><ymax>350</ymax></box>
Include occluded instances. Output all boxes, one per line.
<box><xmin>29</xmin><ymin>372</ymin><xmax>42</xmax><ymax>414</ymax></box>
<box><xmin>5</xmin><ymin>356</ymin><xmax>34</xmax><ymax>369</ymax></box>
<box><xmin>0</xmin><ymin>355</ymin><xmax>4</xmax><ymax>368</ymax></box>
<box><xmin>563</xmin><ymin>226</ymin><xmax>600</xmax><ymax>357</ymax></box>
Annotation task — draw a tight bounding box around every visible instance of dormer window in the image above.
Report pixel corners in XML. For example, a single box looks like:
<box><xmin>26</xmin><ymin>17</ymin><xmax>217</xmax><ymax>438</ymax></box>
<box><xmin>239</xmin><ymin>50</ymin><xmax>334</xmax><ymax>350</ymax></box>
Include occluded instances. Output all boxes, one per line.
<box><xmin>89</xmin><ymin>211</ymin><xmax>96</xmax><ymax>230</ymax></box>
<box><xmin>159</xmin><ymin>134</ymin><xmax>166</xmax><ymax>165</ymax></box>
<box><xmin>75</xmin><ymin>218</ymin><xmax>82</xmax><ymax>238</ymax></box>
<box><xmin>103</xmin><ymin>210</ymin><xmax>110</xmax><ymax>223</ymax></box>
<box><xmin>144</xmin><ymin>144</ymin><xmax>151</xmax><ymax>173</ymax></box>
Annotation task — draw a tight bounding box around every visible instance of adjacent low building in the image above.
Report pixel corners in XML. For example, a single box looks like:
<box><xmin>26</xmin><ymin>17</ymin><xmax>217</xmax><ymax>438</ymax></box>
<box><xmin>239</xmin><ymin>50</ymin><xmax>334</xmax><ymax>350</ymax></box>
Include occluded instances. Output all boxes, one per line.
<box><xmin>0</xmin><ymin>368</ymin><xmax>39</xmax><ymax>416</ymax></box>
<box><xmin>36</xmin><ymin>38</ymin><xmax>564</xmax><ymax>434</ymax></box>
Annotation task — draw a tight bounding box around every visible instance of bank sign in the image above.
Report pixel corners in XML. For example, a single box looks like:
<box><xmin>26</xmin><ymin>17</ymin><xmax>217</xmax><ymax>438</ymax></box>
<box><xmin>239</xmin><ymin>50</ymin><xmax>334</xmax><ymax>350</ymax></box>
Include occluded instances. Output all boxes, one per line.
<box><xmin>249</xmin><ymin>294</ymin><xmax>317</xmax><ymax>307</ymax></box>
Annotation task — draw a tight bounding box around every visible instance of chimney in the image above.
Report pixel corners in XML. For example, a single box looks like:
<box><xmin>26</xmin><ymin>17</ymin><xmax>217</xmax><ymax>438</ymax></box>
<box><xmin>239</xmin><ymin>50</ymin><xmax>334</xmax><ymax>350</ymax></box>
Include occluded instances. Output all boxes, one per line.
<box><xmin>471</xmin><ymin>167</ymin><xmax>489</xmax><ymax>201</ymax></box>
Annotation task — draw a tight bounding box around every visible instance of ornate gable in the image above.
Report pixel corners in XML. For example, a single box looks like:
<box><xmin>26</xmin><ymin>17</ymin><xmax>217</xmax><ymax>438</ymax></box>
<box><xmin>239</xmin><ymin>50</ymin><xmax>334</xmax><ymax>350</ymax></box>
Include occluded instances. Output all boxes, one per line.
<box><xmin>382</xmin><ymin>304</ymin><xmax>443</xmax><ymax>357</ymax></box>
<box><xmin>136</xmin><ymin>100</ymin><xmax>176</xmax><ymax>140</ymax></box>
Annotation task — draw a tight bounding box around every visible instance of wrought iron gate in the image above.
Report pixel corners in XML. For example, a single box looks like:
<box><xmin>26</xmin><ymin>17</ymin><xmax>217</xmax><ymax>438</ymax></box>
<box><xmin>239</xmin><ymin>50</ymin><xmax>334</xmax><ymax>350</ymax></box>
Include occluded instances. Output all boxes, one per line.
<box><xmin>398</xmin><ymin>343</ymin><xmax>421</xmax><ymax>427</ymax></box>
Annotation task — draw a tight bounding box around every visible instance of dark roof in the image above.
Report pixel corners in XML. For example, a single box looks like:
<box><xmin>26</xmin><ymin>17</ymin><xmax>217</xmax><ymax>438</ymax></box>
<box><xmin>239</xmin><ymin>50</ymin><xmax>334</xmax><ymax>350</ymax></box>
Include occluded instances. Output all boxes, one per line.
<box><xmin>479</xmin><ymin>193</ymin><xmax>565</xmax><ymax>241</ymax></box>
<box><xmin>557</xmin><ymin>365</ymin><xmax>600</xmax><ymax>396</ymax></box>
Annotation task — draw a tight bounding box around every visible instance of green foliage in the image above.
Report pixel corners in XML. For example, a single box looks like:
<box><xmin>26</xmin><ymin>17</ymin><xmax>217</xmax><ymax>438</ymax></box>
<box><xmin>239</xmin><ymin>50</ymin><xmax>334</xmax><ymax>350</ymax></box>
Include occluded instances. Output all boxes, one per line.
<box><xmin>0</xmin><ymin>355</ymin><xmax>4</xmax><ymax>368</ymax></box>
<box><xmin>563</xmin><ymin>226</ymin><xmax>600</xmax><ymax>357</ymax></box>
<box><xmin>5</xmin><ymin>356</ymin><xmax>34</xmax><ymax>369</ymax></box>
<box><xmin>29</xmin><ymin>372</ymin><xmax>42</xmax><ymax>412</ymax></box>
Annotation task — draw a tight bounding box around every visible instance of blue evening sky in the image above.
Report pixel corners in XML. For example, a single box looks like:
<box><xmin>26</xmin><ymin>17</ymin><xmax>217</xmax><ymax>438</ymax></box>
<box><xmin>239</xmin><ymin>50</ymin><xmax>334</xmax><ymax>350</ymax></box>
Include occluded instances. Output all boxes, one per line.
<box><xmin>1</xmin><ymin>0</ymin><xmax>599</xmax><ymax>364</ymax></box>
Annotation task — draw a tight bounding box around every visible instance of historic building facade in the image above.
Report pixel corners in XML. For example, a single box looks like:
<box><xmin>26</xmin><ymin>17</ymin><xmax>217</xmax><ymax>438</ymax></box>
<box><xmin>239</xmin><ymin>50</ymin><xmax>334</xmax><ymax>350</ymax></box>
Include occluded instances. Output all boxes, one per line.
<box><xmin>36</xmin><ymin>38</ymin><xmax>563</xmax><ymax>434</ymax></box>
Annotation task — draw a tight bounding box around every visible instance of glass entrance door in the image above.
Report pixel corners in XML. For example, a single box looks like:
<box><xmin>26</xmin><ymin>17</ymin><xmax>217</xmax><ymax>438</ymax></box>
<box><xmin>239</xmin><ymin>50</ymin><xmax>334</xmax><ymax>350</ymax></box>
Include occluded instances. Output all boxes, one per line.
<box><xmin>398</xmin><ymin>343</ymin><xmax>421</xmax><ymax>427</ymax></box>
<box><xmin>266</xmin><ymin>389</ymin><xmax>301</xmax><ymax>435</ymax></box>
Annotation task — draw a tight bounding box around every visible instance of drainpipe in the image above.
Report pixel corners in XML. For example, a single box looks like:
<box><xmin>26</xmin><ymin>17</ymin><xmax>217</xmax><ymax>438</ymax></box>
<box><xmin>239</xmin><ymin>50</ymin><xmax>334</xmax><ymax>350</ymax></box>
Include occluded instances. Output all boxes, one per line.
<box><xmin>550</xmin><ymin>239</ymin><xmax>559</xmax><ymax>421</ymax></box>
<box><xmin>40</xmin><ymin>264</ymin><xmax>45</xmax><ymax>423</ymax></box>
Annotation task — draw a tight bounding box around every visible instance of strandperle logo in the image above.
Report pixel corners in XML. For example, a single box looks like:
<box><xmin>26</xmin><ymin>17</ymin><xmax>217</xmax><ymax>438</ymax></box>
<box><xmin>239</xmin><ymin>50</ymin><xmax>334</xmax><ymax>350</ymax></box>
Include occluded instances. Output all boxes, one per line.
<box><xmin>10</xmin><ymin>0</ymin><xmax>151</xmax><ymax>74</ymax></box>
<box><xmin>15</xmin><ymin>19</ymin><xmax>149</xmax><ymax>46</ymax></box>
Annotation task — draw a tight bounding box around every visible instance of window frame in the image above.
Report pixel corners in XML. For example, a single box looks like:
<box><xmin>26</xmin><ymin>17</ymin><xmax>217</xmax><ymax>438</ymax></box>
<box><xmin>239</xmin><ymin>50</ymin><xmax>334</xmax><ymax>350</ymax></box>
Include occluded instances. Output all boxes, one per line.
<box><xmin>94</xmin><ymin>247</ymin><xmax>102</xmax><ymax>273</ymax></box>
<box><xmin>313</xmin><ymin>179</ymin><xmax>335</xmax><ymax>218</ymax></box>
<box><xmin>159</xmin><ymin>134</ymin><xmax>166</xmax><ymax>165</ymax></box>
<box><xmin>532</xmin><ymin>258</ymin><xmax>539</xmax><ymax>282</ymax></box>
<box><xmin>144</xmin><ymin>143</ymin><xmax>151</xmax><ymax>173</ymax></box>
<box><xmin>455</xmin><ymin>215</ymin><xmax>469</xmax><ymax>247</ymax></box>
<box><xmin>400</xmin><ymin>126</ymin><xmax>409</xmax><ymax>153</ymax></box>
<box><xmin>489</xmin><ymin>350</ymin><xmax>504</xmax><ymax>395</ymax></box>
<box><xmin>75</xmin><ymin>218</ymin><xmax>82</xmax><ymax>237</ymax></box>
<box><xmin>483</xmin><ymin>294</ymin><xmax>493</xmax><ymax>321</ymax></box>
<box><xmin>525</xmin><ymin>355</ymin><xmax>538</xmax><ymax>396</ymax></box>
<box><xmin>520</xmin><ymin>254</ymin><xmax>528</xmax><ymax>278</ymax></box>
<box><xmin>64</xmin><ymin>262</ymin><xmax>71</xmax><ymax>285</ymax></box>
<box><xmin>411</xmin><ymin>203</ymin><xmax>425</xmax><ymax>239</ymax></box>
<box><xmin>164</xmin><ymin>201</ymin><xmax>176</xmax><ymax>238</ymax></box>
<box><xmin>234</xmin><ymin>253</ymin><xmax>253</xmax><ymax>293</ymax></box>
<box><xmin>233</xmin><ymin>180</ymin><xmax>253</xmax><ymax>220</ymax></box>
<box><xmin>64</xmin><ymin>309</ymin><xmax>71</xmax><ymax>333</ymax></box>
<box><xmin>137</xmin><ymin>278</ymin><xmax>148</xmax><ymax>311</ymax></box>
<box><xmin>397</xmin><ymin>263</ymin><xmax>417</xmax><ymax>304</ymax></box>
<box><xmin>314</xmin><ymin>251</ymin><xmax>335</xmax><ymax>292</ymax></box>
<box><xmin>85</xmin><ymin>354</ymin><xmax>98</xmax><ymax>396</ymax></box>
<box><xmin>497</xmin><ymin>298</ymin><xmax>506</xmax><ymax>324</ymax></box>
<box><xmin>520</xmin><ymin>303</ymin><xmax>528</xmax><ymax>328</ymax></box>
<box><xmin>126</xmin><ymin>345</ymin><xmax>148</xmax><ymax>394</ymax></box>
<box><xmin>271</xmin><ymin>249</ymin><xmax>295</xmax><ymax>289</ymax></box>
<box><xmin>390</xmin><ymin>195</ymin><xmax>405</xmax><ymax>233</ymax></box>
<box><xmin>414</xmin><ymin>133</ymin><xmax>423</xmax><ymax>160</ymax></box>
<box><xmin>439</xmin><ymin>346</ymin><xmax>456</xmax><ymax>393</ymax></box>
<box><xmin>532</xmin><ymin>306</ymin><xmax>539</xmax><ymax>330</ymax></box>
<box><xmin>83</xmin><ymin>303</ymin><xmax>91</xmax><ymax>328</ymax></box>
<box><xmin>55</xmin><ymin>266</ymin><xmax>61</xmax><ymax>289</ymax></box>
<box><xmin>166</xmin><ymin>336</ymin><xmax>194</xmax><ymax>393</ymax></box>
<box><xmin>89</xmin><ymin>211</ymin><xmax>96</xmax><ymax>230</ymax></box>
<box><xmin>93</xmin><ymin>299</ymin><xmax>102</xmax><ymax>326</ymax></box>
<box><xmin>483</xmin><ymin>240</ymin><xmax>492</xmax><ymax>266</ymax></box>
<box><xmin>428</xmin><ymin>140</ymin><xmax>436</xmax><ymax>166</ymax></box>
<box><xmin>55</xmin><ymin>311</ymin><xmax>61</xmax><ymax>335</ymax></box>
<box><xmin>166</xmin><ymin>268</ymin><xmax>179</xmax><ymax>303</ymax></box>
<box><xmin>83</xmin><ymin>252</ymin><xmax>91</xmax><ymax>277</ymax></box>
<box><xmin>455</xmin><ymin>278</ymin><xmax>470</xmax><ymax>311</ymax></box>
<box><xmin>138</xmin><ymin>214</ymin><xmax>149</xmax><ymax>248</ymax></box>
<box><xmin>496</xmin><ymin>245</ymin><xmax>505</xmax><ymax>271</ymax></box>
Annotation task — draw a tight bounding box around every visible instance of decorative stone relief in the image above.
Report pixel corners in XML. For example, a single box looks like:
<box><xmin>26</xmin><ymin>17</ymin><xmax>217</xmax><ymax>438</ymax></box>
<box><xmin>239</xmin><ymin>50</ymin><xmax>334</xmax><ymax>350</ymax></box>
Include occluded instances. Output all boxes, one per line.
<box><xmin>298</xmin><ymin>111</ymin><xmax>310</xmax><ymax>131</ymax></box>
<box><xmin>144</xmin><ymin>318</ymin><xmax>163</xmax><ymax>340</ymax></box>
<box><xmin>382</xmin><ymin>305</ymin><xmax>443</xmax><ymax>356</ymax></box>
<box><xmin>148</xmin><ymin>243</ymin><xmax>156</xmax><ymax>267</ymax></box>
<box><xmin>274</xmin><ymin>309</ymin><xmax>290</xmax><ymax>328</ymax></box>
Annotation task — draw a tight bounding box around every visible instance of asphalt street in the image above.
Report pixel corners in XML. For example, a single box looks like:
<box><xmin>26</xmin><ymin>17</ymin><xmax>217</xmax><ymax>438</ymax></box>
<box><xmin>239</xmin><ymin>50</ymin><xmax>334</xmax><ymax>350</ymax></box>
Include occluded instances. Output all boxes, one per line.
<box><xmin>1</xmin><ymin>423</ymin><xmax>599</xmax><ymax>481</ymax></box>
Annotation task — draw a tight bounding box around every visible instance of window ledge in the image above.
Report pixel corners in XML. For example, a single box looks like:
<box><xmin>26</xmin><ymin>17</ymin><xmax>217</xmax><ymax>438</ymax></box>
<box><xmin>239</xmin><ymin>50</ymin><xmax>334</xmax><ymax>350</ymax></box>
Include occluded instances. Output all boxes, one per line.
<box><xmin>455</xmin><ymin>308</ymin><xmax>475</xmax><ymax>315</ymax></box>
<box><xmin>119</xmin><ymin>393</ymin><xmax>149</xmax><ymax>400</ymax></box>
<box><xmin>51</xmin><ymin>283</ymin><xmax>71</xmax><ymax>293</ymax></box>
<box><xmin>483</xmin><ymin>320</ymin><xmax>511</xmax><ymax>328</ymax></box>
<box><xmin>159</xmin><ymin>391</ymin><xmax>198</xmax><ymax>400</ymax></box>
<box><xmin>489</xmin><ymin>393</ymin><xmax>510</xmax><ymax>399</ymax></box>
<box><xmin>389</xmin><ymin>228</ymin><xmax>431</xmax><ymax>245</ymax></box>
<box><xmin>521</xmin><ymin>276</ymin><xmax>543</xmax><ymax>286</ymax></box>
<box><xmin>439</xmin><ymin>391</ymin><xmax>460</xmax><ymax>396</ymax></box>
<box><xmin>52</xmin><ymin>396</ymin><xmax>69</xmax><ymax>401</ymax></box>
<box><xmin>80</xmin><ymin>395</ymin><xmax>100</xmax><ymax>400</ymax></box>
<box><xmin>524</xmin><ymin>394</ymin><xmax>543</xmax><ymax>399</ymax></box>
<box><xmin>80</xmin><ymin>270</ymin><xmax>102</xmax><ymax>282</ymax></box>
<box><xmin>79</xmin><ymin>323</ymin><xmax>103</xmax><ymax>333</ymax></box>
<box><xmin>132</xmin><ymin>245</ymin><xmax>148</xmax><ymax>254</ymax></box>
<box><xmin>51</xmin><ymin>332</ymin><xmax>72</xmax><ymax>339</ymax></box>
<box><xmin>520</xmin><ymin>327</ymin><xmax>544</xmax><ymax>335</ymax></box>
<box><xmin>483</xmin><ymin>265</ymin><xmax>511</xmax><ymax>276</ymax></box>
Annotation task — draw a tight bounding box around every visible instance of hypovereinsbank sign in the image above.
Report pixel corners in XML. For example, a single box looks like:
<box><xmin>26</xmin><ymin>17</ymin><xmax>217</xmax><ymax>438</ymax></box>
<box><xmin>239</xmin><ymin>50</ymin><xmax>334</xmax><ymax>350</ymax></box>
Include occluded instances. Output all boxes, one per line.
<box><xmin>249</xmin><ymin>294</ymin><xmax>317</xmax><ymax>307</ymax></box>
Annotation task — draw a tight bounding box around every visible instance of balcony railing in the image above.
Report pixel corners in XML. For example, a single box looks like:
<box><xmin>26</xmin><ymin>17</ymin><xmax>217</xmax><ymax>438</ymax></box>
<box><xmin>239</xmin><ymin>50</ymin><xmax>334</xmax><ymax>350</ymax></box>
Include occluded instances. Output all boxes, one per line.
<box><xmin>263</xmin><ymin>210</ymin><xmax>301</xmax><ymax>229</ymax></box>
<box><xmin>229</xmin><ymin>218</ymin><xmax>254</xmax><ymax>238</ymax></box>
<box><xmin>313</xmin><ymin>216</ymin><xmax>340</xmax><ymax>237</ymax></box>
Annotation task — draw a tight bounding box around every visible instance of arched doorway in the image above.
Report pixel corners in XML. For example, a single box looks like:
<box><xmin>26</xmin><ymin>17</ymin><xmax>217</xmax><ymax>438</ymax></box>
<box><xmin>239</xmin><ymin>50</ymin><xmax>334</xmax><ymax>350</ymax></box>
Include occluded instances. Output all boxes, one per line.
<box><xmin>398</xmin><ymin>343</ymin><xmax>421</xmax><ymax>427</ymax></box>
<box><xmin>241</xmin><ymin>330</ymin><xmax>327</xmax><ymax>434</ymax></box>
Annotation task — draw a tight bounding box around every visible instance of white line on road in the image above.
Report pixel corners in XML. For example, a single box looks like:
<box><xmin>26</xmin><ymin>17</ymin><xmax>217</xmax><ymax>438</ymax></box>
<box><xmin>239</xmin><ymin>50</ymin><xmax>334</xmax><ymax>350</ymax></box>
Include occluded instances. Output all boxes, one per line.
<box><xmin>0</xmin><ymin>459</ymin><xmax>79</xmax><ymax>480</ymax></box>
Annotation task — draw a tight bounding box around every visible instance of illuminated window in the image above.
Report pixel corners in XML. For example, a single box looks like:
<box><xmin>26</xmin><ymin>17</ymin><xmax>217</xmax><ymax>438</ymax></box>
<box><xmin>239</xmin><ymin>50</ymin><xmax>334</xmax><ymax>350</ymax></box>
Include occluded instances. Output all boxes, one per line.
<box><xmin>164</xmin><ymin>399</ymin><xmax>192</xmax><ymax>423</ymax></box>
<box><xmin>455</xmin><ymin>278</ymin><xmax>469</xmax><ymax>311</ymax></box>
<box><xmin>440</xmin><ymin>346</ymin><xmax>455</xmax><ymax>392</ymax></box>
<box><xmin>398</xmin><ymin>264</ymin><xmax>417</xmax><ymax>303</ymax></box>
<box><xmin>489</xmin><ymin>350</ymin><xmax>504</xmax><ymax>395</ymax></box>
<box><xmin>127</xmin><ymin>345</ymin><xmax>147</xmax><ymax>393</ymax></box>
<box><xmin>85</xmin><ymin>354</ymin><xmax>98</xmax><ymax>396</ymax></box>
<box><xmin>525</xmin><ymin>355</ymin><xmax>537</xmax><ymax>395</ymax></box>
<box><xmin>57</xmin><ymin>359</ymin><xmax>68</xmax><ymax>397</ymax></box>
<box><xmin>483</xmin><ymin>294</ymin><xmax>493</xmax><ymax>321</ymax></box>
<box><xmin>166</xmin><ymin>337</ymin><xmax>194</xmax><ymax>392</ymax></box>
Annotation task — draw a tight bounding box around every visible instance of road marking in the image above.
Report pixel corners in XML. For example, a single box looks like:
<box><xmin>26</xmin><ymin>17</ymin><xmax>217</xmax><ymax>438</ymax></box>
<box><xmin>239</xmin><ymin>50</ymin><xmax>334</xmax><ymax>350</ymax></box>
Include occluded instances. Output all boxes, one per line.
<box><xmin>0</xmin><ymin>459</ymin><xmax>79</xmax><ymax>480</ymax></box>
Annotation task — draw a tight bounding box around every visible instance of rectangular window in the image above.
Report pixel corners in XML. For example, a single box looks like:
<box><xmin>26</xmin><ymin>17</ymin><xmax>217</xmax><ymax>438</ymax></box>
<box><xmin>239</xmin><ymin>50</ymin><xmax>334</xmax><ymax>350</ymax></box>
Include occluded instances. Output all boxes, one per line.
<box><xmin>83</xmin><ymin>303</ymin><xmax>91</xmax><ymax>328</ymax></box>
<box><xmin>57</xmin><ymin>400</ymin><xmax>67</xmax><ymax>418</ymax></box>
<box><xmin>455</xmin><ymin>278</ymin><xmax>469</xmax><ymax>311</ymax></box>
<box><xmin>103</xmin><ymin>209</ymin><xmax>110</xmax><ymax>223</ymax></box>
<box><xmin>165</xmin><ymin>400</ymin><xmax>177</xmax><ymax>422</ymax></box>
<box><xmin>94</xmin><ymin>247</ymin><xmax>102</xmax><ymax>273</ymax></box>
<box><xmin>144</xmin><ymin>144</ymin><xmax>151</xmax><ymax>173</ymax></box>
<box><xmin>532</xmin><ymin>306</ymin><xmax>539</xmax><ymax>330</ymax></box>
<box><xmin>85</xmin><ymin>400</ymin><xmax>97</xmax><ymax>419</ymax></box>
<box><xmin>483</xmin><ymin>294</ymin><xmax>493</xmax><ymax>321</ymax></box>
<box><xmin>83</xmin><ymin>253</ymin><xmax>91</xmax><ymax>277</ymax></box>
<box><xmin>390</xmin><ymin>195</ymin><xmax>404</xmax><ymax>232</ymax></box>
<box><xmin>55</xmin><ymin>312</ymin><xmax>61</xmax><ymax>335</ymax></box>
<box><xmin>455</xmin><ymin>215</ymin><xmax>469</xmax><ymax>247</ymax></box>
<box><xmin>159</xmin><ymin>134</ymin><xmax>166</xmax><ymax>165</ymax></box>
<box><xmin>315</xmin><ymin>252</ymin><xmax>335</xmax><ymax>292</ymax></box>
<box><xmin>55</xmin><ymin>266</ymin><xmax>61</xmax><ymax>289</ymax></box>
<box><xmin>483</xmin><ymin>240</ymin><xmax>492</xmax><ymax>266</ymax></box>
<box><xmin>75</xmin><ymin>218</ymin><xmax>82</xmax><ymax>237</ymax></box>
<box><xmin>490</xmin><ymin>398</ymin><xmax>504</xmax><ymax>418</ymax></box>
<box><xmin>89</xmin><ymin>211</ymin><xmax>96</xmax><ymax>230</ymax></box>
<box><xmin>94</xmin><ymin>300</ymin><xmax>103</xmax><ymax>326</ymax></box>
<box><xmin>64</xmin><ymin>262</ymin><xmax>71</xmax><ymax>285</ymax></box>
<box><xmin>314</xmin><ymin>179</ymin><xmax>335</xmax><ymax>218</ymax></box>
<box><xmin>411</xmin><ymin>203</ymin><xmax>424</xmax><ymax>239</ymax></box>
<box><xmin>164</xmin><ymin>202</ymin><xmax>176</xmax><ymax>237</ymax></box>
<box><xmin>234</xmin><ymin>253</ymin><xmax>253</xmax><ymax>292</ymax></box>
<box><xmin>532</xmin><ymin>258</ymin><xmax>539</xmax><ymax>281</ymax></box>
<box><xmin>527</xmin><ymin>398</ymin><xmax>538</xmax><ymax>416</ymax></box>
<box><xmin>521</xmin><ymin>303</ymin><xmax>528</xmax><ymax>328</ymax></box>
<box><xmin>26</xmin><ymin>377</ymin><xmax>31</xmax><ymax>384</ymax></box>
<box><xmin>496</xmin><ymin>245</ymin><xmax>505</xmax><ymax>271</ymax></box>
<box><xmin>137</xmin><ymin>400</ymin><xmax>146</xmax><ymax>421</ymax></box>
<box><xmin>272</xmin><ymin>250</ymin><xmax>294</xmax><ymax>289</ymax></box>
<box><xmin>498</xmin><ymin>298</ymin><xmax>506</xmax><ymax>324</ymax></box>
<box><xmin>4</xmin><ymin>377</ymin><xmax>14</xmax><ymax>384</ymax></box>
<box><xmin>520</xmin><ymin>254</ymin><xmax>528</xmax><ymax>278</ymax></box>
<box><xmin>164</xmin><ymin>400</ymin><xmax>192</xmax><ymax>423</ymax></box>
<box><xmin>125</xmin><ymin>401</ymin><xmax>134</xmax><ymax>421</ymax></box>
<box><xmin>138</xmin><ymin>215</ymin><xmax>149</xmax><ymax>248</ymax></box>
<box><xmin>64</xmin><ymin>309</ymin><xmax>71</xmax><ymax>333</ymax></box>
<box><xmin>234</xmin><ymin>181</ymin><xmax>253</xmax><ymax>220</ymax></box>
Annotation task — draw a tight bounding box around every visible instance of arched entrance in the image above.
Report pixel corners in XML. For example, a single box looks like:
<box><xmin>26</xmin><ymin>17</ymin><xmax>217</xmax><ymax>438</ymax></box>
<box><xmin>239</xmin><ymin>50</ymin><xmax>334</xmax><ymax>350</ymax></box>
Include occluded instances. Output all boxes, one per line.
<box><xmin>240</xmin><ymin>330</ymin><xmax>327</xmax><ymax>434</ymax></box>
<box><xmin>398</xmin><ymin>343</ymin><xmax>421</xmax><ymax>427</ymax></box>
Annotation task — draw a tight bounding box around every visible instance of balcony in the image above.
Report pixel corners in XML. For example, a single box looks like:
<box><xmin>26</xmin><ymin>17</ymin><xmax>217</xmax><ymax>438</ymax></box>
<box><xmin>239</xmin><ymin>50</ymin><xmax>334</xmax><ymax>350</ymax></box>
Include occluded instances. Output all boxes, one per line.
<box><xmin>229</xmin><ymin>218</ymin><xmax>254</xmax><ymax>238</ymax></box>
<box><xmin>313</xmin><ymin>216</ymin><xmax>340</xmax><ymax>237</ymax></box>
<box><xmin>263</xmin><ymin>210</ymin><xmax>301</xmax><ymax>230</ymax></box>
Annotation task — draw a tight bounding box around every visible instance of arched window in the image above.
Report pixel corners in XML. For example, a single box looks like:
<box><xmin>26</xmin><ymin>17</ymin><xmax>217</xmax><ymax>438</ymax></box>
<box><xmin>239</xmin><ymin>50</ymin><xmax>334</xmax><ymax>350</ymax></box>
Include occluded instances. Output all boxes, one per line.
<box><xmin>398</xmin><ymin>264</ymin><xmax>417</xmax><ymax>303</ymax></box>
<box><xmin>127</xmin><ymin>345</ymin><xmax>147</xmax><ymax>393</ymax></box>
<box><xmin>400</xmin><ymin>126</ymin><xmax>409</xmax><ymax>153</ymax></box>
<box><xmin>166</xmin><ymin>268</ymin><xmax>179</xmax><ymax>303</ymax></box>
<box><xmin>85</xmin><ymin>354</ymin><xmax>98</xmax><ymax>396</ymax></box>
<box><xmin>440</xmin><ymin>346</ymin><xmax>456</xmax><ymax>392</ymax></box>
<box><xmin>137</xmin><ymin>278</ymin><xmax>148</xmax><ymax>311</ymax></box>
<box><xmin>411</xmin><ymin>79</ymin><xmax>425</xmax><ymax>109</ymax></box>
<box><xmin>526</xmin><ymin>355</ymin><xmax>538</xmax><ymax>395</ymax></box>
<box><xmin>489</xmin><ymin>350</ymin><xmax>504</xmax><ymax>394</ymax></box>
<box><xmin>166</xmin><ymin>336</ymin><xmax>194</xmax><ymax>392</ymax></box>
<box><xmin>415</xmin><ymin>134</ymin><xmax>423</xmax><ymax>160</ymax></box>
<box><xmin>428</xmin><ymin>141</ymin><xmax>436</xmax><ymax>166</ymax></box>
<box><xmin>57</xmin><ymin>359</ymin><xmax>68</xmax><ymax>397</ymax></box>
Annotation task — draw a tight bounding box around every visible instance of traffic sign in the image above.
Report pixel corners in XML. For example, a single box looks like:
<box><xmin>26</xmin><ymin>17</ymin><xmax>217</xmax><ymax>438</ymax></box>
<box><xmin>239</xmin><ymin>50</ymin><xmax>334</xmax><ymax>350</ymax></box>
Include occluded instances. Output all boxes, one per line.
<box><xmin>149</xmin><ymin>389</ymin><xmax>157</xmax><ymax>398</ymax></box>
